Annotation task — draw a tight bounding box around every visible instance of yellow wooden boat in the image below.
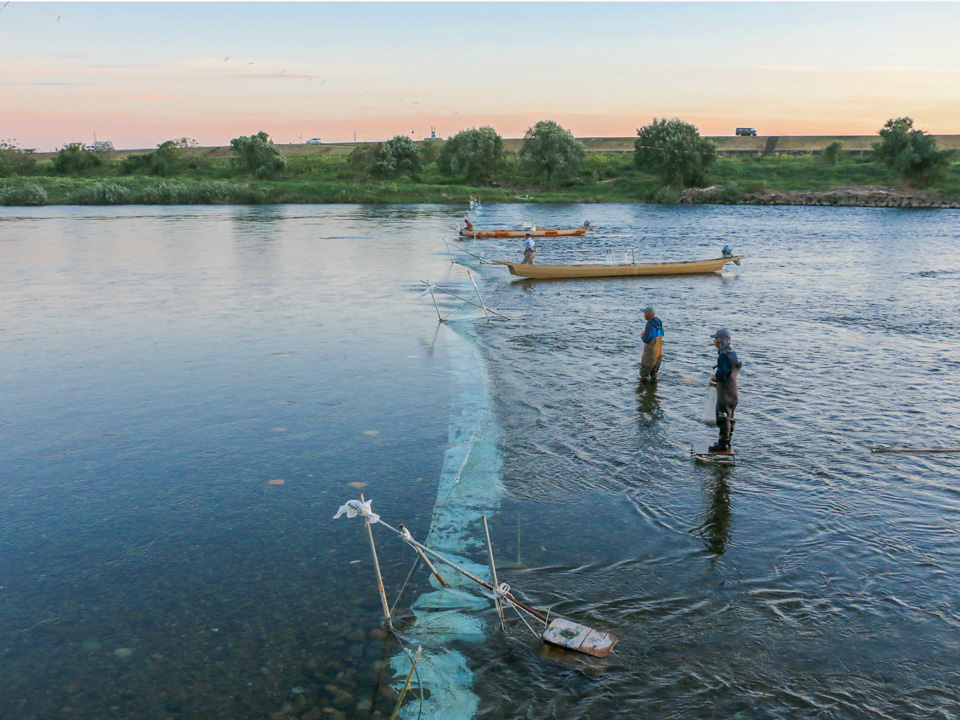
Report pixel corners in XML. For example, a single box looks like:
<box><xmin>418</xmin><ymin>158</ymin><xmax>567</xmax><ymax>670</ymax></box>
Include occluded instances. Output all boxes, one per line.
<box><xmin>460</xmin><ymin>226</ymin><xmax>591</xmax><ymax>239</ymax></box>
<box><xmin>492</xmin><ymin>255</ymin><xmax>745</xmax><ymax>279</ymax></box>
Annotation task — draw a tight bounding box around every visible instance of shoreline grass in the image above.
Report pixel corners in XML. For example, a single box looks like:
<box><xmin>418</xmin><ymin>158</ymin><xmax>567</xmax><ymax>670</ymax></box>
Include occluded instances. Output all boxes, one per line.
<box><xmin>2</xmin><ymin>153</ymin><xmax>959</xmax><ymax>207</ymax></box>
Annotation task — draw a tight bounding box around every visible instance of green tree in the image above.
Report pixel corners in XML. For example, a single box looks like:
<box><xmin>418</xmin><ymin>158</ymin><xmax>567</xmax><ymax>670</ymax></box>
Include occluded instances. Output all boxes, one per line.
<box><xmin>230</xmin><ymin>131</ymin><xmax>287</xmax><ymax>178</ymax></box>
<box><xmin>347</xmin><ymin>143</ymin><xmax>379</xmax><ymax>172</ymax></box>
<box><xmin>371</xmin><ymin>135</ymin><xmax>423</xmax><ymax>179</ymax></box>
<box><xmin>437</xmin><ymin>127</ymin><xmax>504</xmax><ymax>183</ymax></box>
<box><xmin>52</xmin><ymin>142</ymin><xmax>103</xmax><ymax>174</ymax></box>
<box><xmin>872</xmin><ymin>117</ymin><xmax>954</xmax><ymax>186</ymax></box>
<box><xmin>519</xmin><ymin>120</ymin><xmax>585</xmax><ymax>183</ymax></box>
<box><xmin>634</xmin><ymin>118</ymin><xmax>716</xmax><ymax>187</ymax></box>
<box><xmin>0</xmin><ymin>140</ymin><xmax>38</xmax><ymax>177</ymax></box>
<box><xmin>121</xmin><ymin>138</ymin><xmax>198</xmax><ymax>177</ymax></box>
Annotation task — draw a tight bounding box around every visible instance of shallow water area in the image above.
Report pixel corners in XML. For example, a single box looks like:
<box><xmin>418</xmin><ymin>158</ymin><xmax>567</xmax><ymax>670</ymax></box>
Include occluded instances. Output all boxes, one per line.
<box><xmin>462</xmin><ymin>203</ymin><xmax>960</xmax><ymax>719</ymax></box>
<box><xmin>0</xmin><ymin>205</ymin><xmax>465</xmax><ymax>720</ymax></box>
<box><xmin>2</xmin><ymin>202</ymin><xmax>960</xmax><ymax>720</ymax></box>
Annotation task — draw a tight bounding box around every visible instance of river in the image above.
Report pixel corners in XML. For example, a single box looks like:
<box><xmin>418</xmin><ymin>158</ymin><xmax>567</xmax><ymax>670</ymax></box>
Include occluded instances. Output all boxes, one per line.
<box><xmin>1</xmin><ymin>203</ymin><xmax>958</xmax><ymax>720</ymax></box>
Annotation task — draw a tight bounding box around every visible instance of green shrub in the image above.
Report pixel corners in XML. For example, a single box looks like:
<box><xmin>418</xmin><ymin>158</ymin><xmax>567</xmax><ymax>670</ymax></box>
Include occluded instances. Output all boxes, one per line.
<box><xmin>369</xmin><ymin>136</ymin><xmax>423</xmax><ymax>180</ymax></box>
<box><xmin>437</xmin><ymin>127</ymin><xmax>504</xmax><ymax>183</ymax></box>
<box><xmin>519</xmin><ymin>120</ymin><xmax>585</xmax><ymax>184</ymax></box>
<box><xmin>635</xmin><ymin>118</ymin><xmax>716</xmax><ymax>187</ymax></box>
<box><xmin>582</xmin><ymin>153</ymin><xmax>630</xmax><ymax>180</ymax></box>
<box><xmin>230</xmin><ymin>131</ymin><xmax>287</xmax><ymax>178</ymax></box>
<box><xmin>0</xmin><ymin>141</ymin><xmax>38</xmax><ymax>177</ymax></box>
<box><xmin>873</xmin><ymin>117</ymin><xmax>955</xmax><ymax>186</ymax></box>
<box><xmin>0</xmin><ymin>182</ymin><xmax>48</xmax><ymax>206</ymax></box>
<box><xmin>52</xmin><ymin>143</ymin><xmax>103</xmax><ymax>174</ymax></box>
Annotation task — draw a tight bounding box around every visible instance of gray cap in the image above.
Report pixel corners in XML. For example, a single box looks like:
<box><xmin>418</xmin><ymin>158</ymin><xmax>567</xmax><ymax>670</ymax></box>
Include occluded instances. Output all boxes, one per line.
<box><xmin>642</xmin><ymin>306</ymin><xmax>655</xmax><ymax>315</ymax></box>
<box><xmin>710</xmin><ymin>328</ymin><xmax>731</xmax><ymax>340</ymax></box>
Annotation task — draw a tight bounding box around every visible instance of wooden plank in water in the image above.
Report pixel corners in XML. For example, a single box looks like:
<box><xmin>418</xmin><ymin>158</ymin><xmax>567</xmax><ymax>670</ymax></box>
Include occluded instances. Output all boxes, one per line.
<box><xmin>692</xmin><ymin>441</ymin><xmax>734</xmax><ymax>459</ymax></box>
<box><xmin>541</xmin><ymin>618</ymin><xmax>618</xmax><ymax>658</ymax></box>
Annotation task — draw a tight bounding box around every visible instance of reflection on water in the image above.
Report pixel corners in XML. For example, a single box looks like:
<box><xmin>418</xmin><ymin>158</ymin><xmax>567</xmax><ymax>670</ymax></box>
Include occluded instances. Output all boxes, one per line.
<box><xmin>0</xmin><ymin>205</ymin><xmax>466</xmax><ymax>720</ymax></box>
<box><xmin>698</xmin><ymin>466</ymin><xmax>732</xmax><ymax>556</ymax></box>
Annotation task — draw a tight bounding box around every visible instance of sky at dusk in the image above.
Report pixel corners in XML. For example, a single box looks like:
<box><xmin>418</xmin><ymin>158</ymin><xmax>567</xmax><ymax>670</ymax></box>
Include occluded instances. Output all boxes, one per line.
<box><xmin>3</xmin><ymin>1</ymin><xmax>960</xmax><ymax>150</ymax></box>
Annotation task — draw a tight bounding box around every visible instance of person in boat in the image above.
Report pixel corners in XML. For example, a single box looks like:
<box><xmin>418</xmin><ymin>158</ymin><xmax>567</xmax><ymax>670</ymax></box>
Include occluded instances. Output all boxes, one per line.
<box><xmin>639</xmin><ymin>306</ymin><xmax>663</xmax><ymax>382</ymax></box>
<box><xmin>709</xmin><ymin>328</ymin><xmax>742</xmax><ymax>453</ymax></box>
<box><xmin>522</xmin><ymin>233</ymin><xmax>536</xmax><ymax>264</ymax></box>
<box><xmin>462</xmin><ymin>218</ymin><xmax>474</xmax><ymax>233</ymax></box>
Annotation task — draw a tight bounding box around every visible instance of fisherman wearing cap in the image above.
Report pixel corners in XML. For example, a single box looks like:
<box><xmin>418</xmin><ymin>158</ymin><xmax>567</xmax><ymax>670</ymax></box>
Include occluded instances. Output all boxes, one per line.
<box><xmin>709</xmin><ymin>328</ymin><xmax>742</xmax><ymax>452</ymax></box>
<box><xmin>522</xmin><ymin>233</ymin><xmax>536</xmax><ymax>264</ymax></box>
<box><xmin>639</xmin><ymin>306</ymin><xmax>664</xmax><ymax>382</ymax></box>
<box><xmin>463</xmin><ymin>217</ymin><xmax>474</xmax><ymax>233</ymax></box>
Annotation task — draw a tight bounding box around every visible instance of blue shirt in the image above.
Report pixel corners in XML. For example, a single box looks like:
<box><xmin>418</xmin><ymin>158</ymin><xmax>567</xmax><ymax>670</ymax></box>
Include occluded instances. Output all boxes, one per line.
<box><xmin>715</xmin><ymin>348</ymin><xmax>740</xmax><ymax>382</ymax></box>
<box><xmin>641</xmin><ymin>317</ymin><xmax>663</xmax><ymax>343</ymax></box>
<box><xmin>524</xmin><ymin>237</ymin><xmax>535</xmax><ymax>251</ymax></box>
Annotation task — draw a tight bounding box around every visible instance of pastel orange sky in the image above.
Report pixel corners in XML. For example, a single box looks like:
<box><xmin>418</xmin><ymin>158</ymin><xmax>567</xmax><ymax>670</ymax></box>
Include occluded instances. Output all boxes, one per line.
<box><xmin>3</xmin><ymin>2</ymin><xmax>960</xmax><ymax>150</ymax></box>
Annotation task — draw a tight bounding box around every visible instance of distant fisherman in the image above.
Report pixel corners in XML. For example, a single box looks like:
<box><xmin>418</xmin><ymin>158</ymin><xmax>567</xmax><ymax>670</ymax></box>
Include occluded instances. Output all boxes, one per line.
<box><xmin>522</xmin><ymin>233</ymin><xmax>536</xmax><ymax>264</ymax></box>
<box><xmin>639</xmin><ymin>306</ymin><xmax>663</xmax><ymax>382</ymax></box>
<box><xmin>709</xmin><ymin>328</ymin><xmax>742</xmax><ymax>452</ymax></box>
<box><xmin>463</xmin><ymin>218</ymin><xmax>474</xmax><ymax>233</ymax></box>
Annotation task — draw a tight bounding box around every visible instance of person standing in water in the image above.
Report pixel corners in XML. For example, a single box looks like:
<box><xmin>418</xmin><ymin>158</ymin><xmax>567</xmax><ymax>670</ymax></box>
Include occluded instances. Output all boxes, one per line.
<box><xmin>709</xmin><ymin>328</ymin><xmax>742</xmax><ymax>452</ymax></box>
<box><xmin>522</xmin><ymin>233</ymin><xmax>536</xmax><ymax>264</ymax></box>
<box><xmin>639</xmin><ymin>306</ymin><xmax>664</xmax><ymax>382</ymax></box>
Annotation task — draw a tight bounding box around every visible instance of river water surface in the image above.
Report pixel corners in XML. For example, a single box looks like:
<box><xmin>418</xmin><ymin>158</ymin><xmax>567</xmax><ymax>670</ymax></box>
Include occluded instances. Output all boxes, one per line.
<box><xmin>1</xmin><ymin>204</ymin><xmax>959</xmax><ymax>720</ymax></box>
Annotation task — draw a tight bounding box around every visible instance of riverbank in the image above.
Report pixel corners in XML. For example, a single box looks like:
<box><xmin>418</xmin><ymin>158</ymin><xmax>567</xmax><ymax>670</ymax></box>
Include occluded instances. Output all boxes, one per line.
<box><xmin>2</xmin><ymin>152</ymin><xmax>959</xmax><ymax>207</ymax></box>
<box><xmin>680</xmin><ymin>185</ymin><xmax>960</xmax><ymax>209</ymax></box>
<box><xmin>4</xmin><ymin>177</ymin><xmax>959</xmax><ymax>209</ymax></box>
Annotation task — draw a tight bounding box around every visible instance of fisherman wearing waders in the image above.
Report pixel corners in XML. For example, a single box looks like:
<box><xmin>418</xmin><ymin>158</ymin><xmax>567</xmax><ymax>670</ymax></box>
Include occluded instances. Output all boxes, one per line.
<box><xmin>522</xmin><ymin>233</ymin><xmax>536</xmax><ymax>264</ymax></box>
<box><xmin>709</xmin><ymin>328</ymin><xmax>742</xmax><ymax>452</ymax></box>
<box><xmin>639</xmin><ymin>306</ymin><xmax>663</xmax><ymax>382</ymax></box>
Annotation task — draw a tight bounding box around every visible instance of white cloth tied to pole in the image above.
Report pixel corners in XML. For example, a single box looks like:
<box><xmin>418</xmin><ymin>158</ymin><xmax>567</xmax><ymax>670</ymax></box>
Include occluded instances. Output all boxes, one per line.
<box><xmin>333</xmin><ymin>498</ymin><xmax>380</xmax><ymax>524</ymax></box>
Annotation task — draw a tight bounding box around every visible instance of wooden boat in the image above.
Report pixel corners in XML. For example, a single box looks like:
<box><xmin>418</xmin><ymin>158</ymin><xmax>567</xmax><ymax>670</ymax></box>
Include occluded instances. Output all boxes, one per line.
<box><xmin>459</xmin><ymin>226</ymin><xmax>591</xmax><ymax>239</ymax></box>
<box><xmin>492</xmin><ymin>255</ymin><xmax>745</xmax><ymax>279</ymax></box>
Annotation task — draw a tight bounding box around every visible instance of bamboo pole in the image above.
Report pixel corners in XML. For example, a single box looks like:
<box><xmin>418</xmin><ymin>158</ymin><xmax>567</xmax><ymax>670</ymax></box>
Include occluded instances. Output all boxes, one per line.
<box><xmin>418</xmin><ymin>281</ymin><xmax>513</xmax><ymax>320</ymax></box>
<box><xmin>428</xmin><ymin>287</ymin><xmax>443</xmax><ymax>323</ymax></box>
<box><xmin>399</xmin><ymin>524</ymin><xmax>449</xmax><ymax>587</ymax></box>
<box><xmin>389</xmin><ymin>645</ymin><xmax>422</xmax><ymax>720</ymax></box>
<box><xmin>377</xmin><ymin>516</ymin><xmax>548</xmax><ymax>624</ymax></box>
<box><xmin>467</xmin><ymin>270</ymin><xmax>490</xmax><ymax>321</ymax></box>
<box><xmin>444</xmin><ymin>240</ymin><xmax>486</xmax><ymax>264</ymax></box>
<box><xmin>359</xmin><ymin>493</ymin><xmax>392</xmax><ymax>628</ymax></box>
<box><xmin>482</xmin><ymin>515</ymin><xmax>505</xmax><ymax>630</ymax></box>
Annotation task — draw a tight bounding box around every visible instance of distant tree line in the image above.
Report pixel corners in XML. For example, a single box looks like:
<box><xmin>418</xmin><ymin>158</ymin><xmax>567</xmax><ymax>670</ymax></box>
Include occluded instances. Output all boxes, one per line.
<box><xmin>2</xmin><ymin>116</ymin><xmax>955</xmax><ymax>195</ymax></box>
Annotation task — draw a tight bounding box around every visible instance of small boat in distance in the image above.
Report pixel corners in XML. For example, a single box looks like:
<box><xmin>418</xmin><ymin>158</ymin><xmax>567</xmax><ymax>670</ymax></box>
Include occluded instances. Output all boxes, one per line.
<box><xmin>459</xmin><ymin>226</ymin><xmax>592</xmax><ymax>239</ymax></box>
<box><xmin>492</xmin><ymin>254</ymin><xmax>745</xmax><ymax>279</ymax></box>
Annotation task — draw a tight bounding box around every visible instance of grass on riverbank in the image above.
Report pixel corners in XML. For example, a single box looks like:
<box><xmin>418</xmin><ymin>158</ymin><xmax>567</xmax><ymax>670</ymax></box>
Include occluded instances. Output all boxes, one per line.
<box><xmin>2</xmin><ymin>152</ymin><xmax>959</xmax><ymax>206</ymax></box>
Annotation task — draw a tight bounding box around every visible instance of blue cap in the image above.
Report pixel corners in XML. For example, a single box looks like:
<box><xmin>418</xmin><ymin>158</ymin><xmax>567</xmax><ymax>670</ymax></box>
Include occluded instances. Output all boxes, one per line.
<box><xmin>710</xmin><ymin>328</ymin><xmax>731</xmax><ymax>340</ymax></box>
